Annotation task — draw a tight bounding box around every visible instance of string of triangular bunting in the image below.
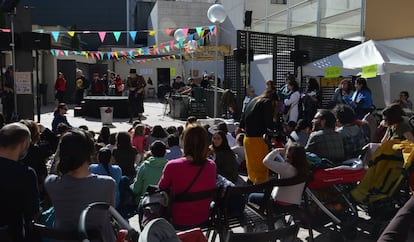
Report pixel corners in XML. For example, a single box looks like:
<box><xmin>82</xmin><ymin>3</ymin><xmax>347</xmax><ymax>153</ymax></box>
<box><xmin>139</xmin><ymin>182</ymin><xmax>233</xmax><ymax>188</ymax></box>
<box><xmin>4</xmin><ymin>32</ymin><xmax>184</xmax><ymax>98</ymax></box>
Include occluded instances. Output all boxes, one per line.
<box><xmin>25</xmin><ymin>25</ymin><xmax>216</xmax><ymax>43</ymax></box>
<box><xmin>49</xmin><ymin>31</ymin><xmax>214</xmax><ymax>62</ymax></box>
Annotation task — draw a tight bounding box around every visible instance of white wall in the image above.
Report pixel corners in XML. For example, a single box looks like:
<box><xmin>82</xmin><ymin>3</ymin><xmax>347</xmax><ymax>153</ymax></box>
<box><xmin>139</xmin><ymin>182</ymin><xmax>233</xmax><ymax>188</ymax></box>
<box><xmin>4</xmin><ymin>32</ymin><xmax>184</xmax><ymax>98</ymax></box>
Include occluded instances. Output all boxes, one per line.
<box><xmin>183</xmin><ymin>60</ymin><xmax>224</xmax><ymax>79</ymax></box>
<box><xmin>250</xmin><ymin>56</ymin><xmax>273</xmax><ymax>95</ymax></box>
<box><xmin>221</xmin><ymin>0</ymin><xmax>245</xmax><ymax>48</ymax></box>
<box><xmin>149</xmin><ymin>1</ymin><xmax>213</xmax><ymax>45</ymax></box>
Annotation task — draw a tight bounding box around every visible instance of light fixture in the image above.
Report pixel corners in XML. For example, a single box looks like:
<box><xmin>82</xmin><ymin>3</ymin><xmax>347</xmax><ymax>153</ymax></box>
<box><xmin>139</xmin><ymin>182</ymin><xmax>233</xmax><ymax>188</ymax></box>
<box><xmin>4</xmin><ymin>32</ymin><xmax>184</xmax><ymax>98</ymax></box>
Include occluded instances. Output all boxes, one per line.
<box><xmin>174</xmin><ymin>28</ymin><xmax>186</xmax><ymax>79</ymax></box>
<box><xmin>207</xmin><ymin>3</ymin><xmax>226</xmax><ymax>118</ymax></box>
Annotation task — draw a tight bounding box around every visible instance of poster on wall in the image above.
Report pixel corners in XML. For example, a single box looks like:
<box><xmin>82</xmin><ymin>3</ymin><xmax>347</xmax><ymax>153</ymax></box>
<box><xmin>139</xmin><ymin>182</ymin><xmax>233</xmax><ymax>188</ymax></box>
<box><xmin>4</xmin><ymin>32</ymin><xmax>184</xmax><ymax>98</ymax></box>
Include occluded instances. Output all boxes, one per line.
<box><xmin>15</xmin><ymin>72</ymin><xmax>32</xmax><ymax>94</ymax></box>
<box><xmin>140</xmin><ymin>68</ymin><xmax>153</xmax><ymax>75</ymax></box>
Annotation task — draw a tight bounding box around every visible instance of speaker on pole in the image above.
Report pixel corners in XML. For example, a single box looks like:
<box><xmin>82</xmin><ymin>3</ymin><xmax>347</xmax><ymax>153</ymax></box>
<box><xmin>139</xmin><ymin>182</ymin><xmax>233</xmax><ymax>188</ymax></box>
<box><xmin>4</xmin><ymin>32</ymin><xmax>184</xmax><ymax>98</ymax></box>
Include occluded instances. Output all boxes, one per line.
<box><xmin>0</xmin><ymin>0</ymin><xmax>19</xmax><ymax>12</ymax></box>
<box><xmin>17</xmin><ymin>32</ymin><xmax>51</xmax><ymax>50</ymax></box>
<box><xmin>244</xmin><ymin>11</ymin><xmax>253</xmax><ymax>27</ymax></box>
<box><xmin>233</xmin><ymin>48</ymin><xmax>253</xmax><ymax>64</ymax></box>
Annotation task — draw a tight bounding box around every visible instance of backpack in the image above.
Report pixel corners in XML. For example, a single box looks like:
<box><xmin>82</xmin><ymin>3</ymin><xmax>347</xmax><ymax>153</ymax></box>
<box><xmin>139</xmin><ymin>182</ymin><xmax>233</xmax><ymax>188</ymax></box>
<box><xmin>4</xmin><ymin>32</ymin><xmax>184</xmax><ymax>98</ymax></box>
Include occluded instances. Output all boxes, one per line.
<box><xmin>138</xmin><ymin>185</ymin><xmax>170</xmax><ymax>228</ymax></box>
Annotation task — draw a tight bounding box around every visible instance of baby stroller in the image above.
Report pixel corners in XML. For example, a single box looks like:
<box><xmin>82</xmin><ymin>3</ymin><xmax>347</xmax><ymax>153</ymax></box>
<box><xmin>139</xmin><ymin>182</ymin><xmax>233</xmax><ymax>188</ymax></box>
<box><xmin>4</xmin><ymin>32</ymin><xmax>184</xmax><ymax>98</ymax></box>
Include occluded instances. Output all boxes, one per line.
<box><xmin>350</xmin><ymin>140</ymin><xmax>413</xmax><ymax>238</ymax></box>
<box><xmin>33</xmin><ymin>202</ymin><xmax>139</xmax><ymax>242</ymax></box>
<box><xmin>304</xmin><ymin>156</ymin><xmax>365</xmax><ymax>241</ymax></box>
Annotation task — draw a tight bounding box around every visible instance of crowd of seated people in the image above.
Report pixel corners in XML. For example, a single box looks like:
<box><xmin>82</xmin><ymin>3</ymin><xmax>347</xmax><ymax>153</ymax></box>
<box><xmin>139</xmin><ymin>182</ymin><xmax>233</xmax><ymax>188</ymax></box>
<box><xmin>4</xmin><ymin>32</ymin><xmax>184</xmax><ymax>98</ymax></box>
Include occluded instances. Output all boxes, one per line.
<box><xmin>3</xmin><ymin>73</ymin><xmax>414</xmax><ymax>241</ymax></box>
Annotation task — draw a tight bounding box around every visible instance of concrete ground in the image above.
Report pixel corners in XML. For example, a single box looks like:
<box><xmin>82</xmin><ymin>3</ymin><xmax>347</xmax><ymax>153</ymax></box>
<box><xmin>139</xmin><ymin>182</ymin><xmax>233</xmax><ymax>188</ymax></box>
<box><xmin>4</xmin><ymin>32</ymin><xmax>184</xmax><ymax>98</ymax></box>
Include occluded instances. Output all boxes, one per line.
<box><xmin>34</xmin><ymin>98</ymin><xmax>379</xmax><ymax>242</ymax></box>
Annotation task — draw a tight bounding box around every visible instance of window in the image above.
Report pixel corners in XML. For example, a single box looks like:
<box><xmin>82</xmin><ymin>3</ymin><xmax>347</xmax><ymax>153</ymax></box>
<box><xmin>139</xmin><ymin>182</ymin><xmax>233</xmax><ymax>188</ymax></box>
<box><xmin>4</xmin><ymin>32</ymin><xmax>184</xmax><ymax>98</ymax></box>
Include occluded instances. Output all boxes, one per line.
<box><xmin>271</xmin><ymin>0</ymin><xmax>287</xmax><ymax>4</ymax></box>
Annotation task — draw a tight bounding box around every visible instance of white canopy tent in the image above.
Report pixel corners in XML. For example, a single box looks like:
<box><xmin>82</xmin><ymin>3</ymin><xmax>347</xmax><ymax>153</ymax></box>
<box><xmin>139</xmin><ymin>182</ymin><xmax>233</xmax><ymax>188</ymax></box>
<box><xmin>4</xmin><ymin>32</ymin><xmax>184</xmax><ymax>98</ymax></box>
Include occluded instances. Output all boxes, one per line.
<box><xmin>302</xmin><ymin>39</ymin><xmax>414</xmax><ymax>105</ymax></box>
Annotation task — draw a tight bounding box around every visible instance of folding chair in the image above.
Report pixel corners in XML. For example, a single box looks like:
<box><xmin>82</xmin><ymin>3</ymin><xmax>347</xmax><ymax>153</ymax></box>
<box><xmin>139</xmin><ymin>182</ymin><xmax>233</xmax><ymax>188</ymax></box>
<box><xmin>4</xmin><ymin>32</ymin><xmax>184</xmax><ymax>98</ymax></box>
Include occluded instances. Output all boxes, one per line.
<box><xmin>226</xmin><ymin>224</ymin><xmax>299</xmax><ymax>242</ymax></box>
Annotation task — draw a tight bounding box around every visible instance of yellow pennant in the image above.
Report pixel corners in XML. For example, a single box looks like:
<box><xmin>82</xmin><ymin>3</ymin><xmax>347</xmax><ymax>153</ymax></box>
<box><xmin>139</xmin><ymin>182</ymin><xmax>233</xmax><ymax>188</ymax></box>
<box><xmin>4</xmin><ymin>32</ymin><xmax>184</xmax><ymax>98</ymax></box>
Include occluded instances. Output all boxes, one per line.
<box><xmin>67</xmin><ymin>31</ymin><xmax>75</xmax><ymax>37</ymax></box>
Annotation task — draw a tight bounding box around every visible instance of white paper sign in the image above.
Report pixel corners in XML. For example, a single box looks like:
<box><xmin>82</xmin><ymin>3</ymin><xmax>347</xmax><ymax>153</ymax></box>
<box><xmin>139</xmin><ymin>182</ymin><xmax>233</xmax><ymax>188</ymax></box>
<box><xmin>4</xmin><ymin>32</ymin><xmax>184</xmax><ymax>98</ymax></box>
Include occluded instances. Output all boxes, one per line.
<box><xmin>140</xmin><ymin>68</ymin><xmax>153</xmax><ymax>75</ymax></box>
<box><xmin>15</xmin><ymin>72</ymin><xmax>32</xmax><ymax>94</ymax></box>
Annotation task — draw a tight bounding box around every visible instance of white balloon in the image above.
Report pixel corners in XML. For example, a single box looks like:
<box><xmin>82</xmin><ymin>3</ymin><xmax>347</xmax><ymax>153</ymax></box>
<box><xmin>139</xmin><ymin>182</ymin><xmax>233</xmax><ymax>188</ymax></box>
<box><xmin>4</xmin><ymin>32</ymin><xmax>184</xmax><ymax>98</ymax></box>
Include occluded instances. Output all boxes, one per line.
<box><xmin>174</xmin><ymin>29</ymin><xmax>186</xmax><ymax>41</ymax></box>
<box><xmin>187</xmin><ymin>40</ymin><xmax>197</xmax><ymax>53</ymax></box>
<box><xmin>207</xmin><ymin>4</ymin><xmax>227</xmax><ymax>23</ymax></box>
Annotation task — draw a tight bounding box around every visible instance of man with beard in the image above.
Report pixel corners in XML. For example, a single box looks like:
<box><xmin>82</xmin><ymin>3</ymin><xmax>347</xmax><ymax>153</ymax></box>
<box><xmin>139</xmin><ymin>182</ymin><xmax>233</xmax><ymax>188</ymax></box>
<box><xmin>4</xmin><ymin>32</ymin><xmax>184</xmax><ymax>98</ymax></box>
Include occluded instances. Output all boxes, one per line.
<box><xmin>305</xmin><ymin>109</ymin><xmax>345</xmax><ymax>164</ymax></box>
<box><xmin>0</xmin><ymin>122</ymin><xmax>39</xmax><ymax>241</ymax></box>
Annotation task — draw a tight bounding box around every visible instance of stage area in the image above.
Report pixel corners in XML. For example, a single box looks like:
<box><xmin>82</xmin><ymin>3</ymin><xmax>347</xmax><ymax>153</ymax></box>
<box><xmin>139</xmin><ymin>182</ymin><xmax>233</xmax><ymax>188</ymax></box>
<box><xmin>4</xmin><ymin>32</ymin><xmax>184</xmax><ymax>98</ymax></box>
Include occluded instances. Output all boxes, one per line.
<box><xmin>83</xmin><ymin>96</ymin><xmax>129</xmax><ymax>118</ymax></box>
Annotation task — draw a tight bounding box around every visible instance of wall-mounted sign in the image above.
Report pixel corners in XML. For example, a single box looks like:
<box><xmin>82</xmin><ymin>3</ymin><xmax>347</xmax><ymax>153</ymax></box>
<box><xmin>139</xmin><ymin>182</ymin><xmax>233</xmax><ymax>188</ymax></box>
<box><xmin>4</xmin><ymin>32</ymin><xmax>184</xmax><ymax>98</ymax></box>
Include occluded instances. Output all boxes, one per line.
<box><xmin>15</xmin><ymin>72</ymin><xmax>32</xmax><ymax>94</ymax></box>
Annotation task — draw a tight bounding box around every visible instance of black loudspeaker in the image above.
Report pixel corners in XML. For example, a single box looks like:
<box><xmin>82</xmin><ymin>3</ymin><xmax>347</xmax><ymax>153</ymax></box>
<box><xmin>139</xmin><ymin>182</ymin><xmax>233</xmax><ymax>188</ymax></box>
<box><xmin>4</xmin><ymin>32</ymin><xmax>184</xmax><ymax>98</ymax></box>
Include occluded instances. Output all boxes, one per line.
<box><xmin>233</xmin><ymin>48</ymin><xmax>254</xmax><ymax>64</ymax></box>
<box><xmin>290</xmin><ymin>50</ymin><xmax>309</xmax><ymax>65</ymax></box>
<box><xmin>244</xmin><ymin>11</ymin><xmax>253</xmax><ymax>27</ymax></box>
<box><xmin>18</xmin><ymin>32</ymin><xmax>51</xmax><ymax>50</ymax></box>
<box><xmin>0</xmin><ymin>32</ymin><xmax>11</xmax><ymax>50</ymax></box>
<box><xmin>1</xmin><ymin>0</ymin><xmax>19</xmax><ymax>12</ymax></box>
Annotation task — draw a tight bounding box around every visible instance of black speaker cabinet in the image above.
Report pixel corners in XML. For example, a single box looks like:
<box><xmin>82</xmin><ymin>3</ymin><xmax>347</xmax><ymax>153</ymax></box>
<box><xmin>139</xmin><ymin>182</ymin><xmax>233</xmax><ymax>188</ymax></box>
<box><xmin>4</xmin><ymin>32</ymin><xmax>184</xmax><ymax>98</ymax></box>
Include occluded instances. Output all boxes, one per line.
<box><xmin>290</xmin><ymin>50</ymin><xmax>309</xmax><ymax>65</ymax></box>
<box><xmin>18</xmin><ymin>32</ymin><xmax>51</xmax><ymax>50</ymax></box>
<box><xmin>244</xmin><ymin>11</ymin><xmax>253</xmax><ymax>27</ymax></box>
<box><xmin>233</xmin><ymin>48</ymin><xmax>254</xmax><ymax>64</ymax></box>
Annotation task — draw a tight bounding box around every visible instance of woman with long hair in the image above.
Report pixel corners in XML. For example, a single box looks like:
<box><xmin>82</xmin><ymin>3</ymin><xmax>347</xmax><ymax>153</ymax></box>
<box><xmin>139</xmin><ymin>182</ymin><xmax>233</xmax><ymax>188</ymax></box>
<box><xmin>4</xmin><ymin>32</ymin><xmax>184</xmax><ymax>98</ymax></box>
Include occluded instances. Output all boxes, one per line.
<box><xmin>302</xmin><ymin>78</ymin><xmax>321</xmax><ymax>123</ymax></box>
<box><xmin>145</xmin><ymin>125</ymin><xmax>168</xmax><ymax>150</ymax></box>
<box><xmin>284</xmin><ymin>79</ymin><xmax>301</xmax><ymax>123</ymax></box>
<box><xmin>97</xmin><ymin>126</ymin><xmax>111</xmax><ymax>145</ymax></box>
<box><xmin>248</xmin><ymin>143</ymin><xmax>309</xmax><ymax>208</ymax></box>
<box><xmin>330</xmin><ymin>79</ymin><xmax>353</xmax><ymax>107</ymax></box>
<box><xmin>51</xmin><ymin>103</ymin><xmax>72</xmax><ymax>134</ymax></box>
<box><xmin>113</xmin><ymin>131</ymin><xmax>138</xmax><ymax>182</ymax></box>
<box><xmin>158</xmin><ymin>123</ymin><xmax>216</xmax><ymax>230</ymax></box>
<box><xmin>351</xmin><ymin>77</ymin><xmax>373</xmax><ymax>119</ymax></box>
<box><xmin>239</xmin><ymin>88</ymin><xmax>279</xmax><ymax>184</ymax></box>
<box><xmin>381</xmin><ymin>103</ymin><xmax>414</xmax><ymax>142</ymax></box>
<box><xmin>210</xmin><ymin>130</ymin><xmax>239</xmax><ymax>183</ymax></box>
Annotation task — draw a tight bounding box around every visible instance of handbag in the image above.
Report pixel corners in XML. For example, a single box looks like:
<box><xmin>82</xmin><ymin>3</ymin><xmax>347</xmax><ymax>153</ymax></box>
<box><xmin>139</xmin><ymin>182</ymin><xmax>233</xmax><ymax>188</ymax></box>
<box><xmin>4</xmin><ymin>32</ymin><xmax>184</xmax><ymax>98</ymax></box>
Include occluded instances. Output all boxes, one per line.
<box><xmin>139</xmin><ymin>161</ymin><xmax>207</xmax><ymax>227</ymax></box>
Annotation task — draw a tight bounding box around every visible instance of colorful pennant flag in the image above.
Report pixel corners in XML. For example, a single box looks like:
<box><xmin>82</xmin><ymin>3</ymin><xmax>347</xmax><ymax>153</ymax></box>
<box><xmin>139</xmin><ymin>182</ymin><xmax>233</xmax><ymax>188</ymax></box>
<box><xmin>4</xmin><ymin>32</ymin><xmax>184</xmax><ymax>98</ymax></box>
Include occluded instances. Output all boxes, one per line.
<box><xmin>98</xmin><ymin>32</ymin><xmax>106</xmax><ymax>43</ymax></box>
<box><xmin>182</xmin><ymin>28</ymin><xmax>189</xmax><ymax>37</ymax></box>
<box><xmin>113</xmin><ymin>32</ymin><xmax>121</xmax><ymax>42</ymax></box>
<box><xmin>51</xmin><ymin>32</ymin><xmax>59</xmax><ymax>42</ymax></box>
<box><xmin>67</xmin><ymin>31</ymin><xmax>75</xmax><ymax>37</ymax></box>
<box><xmin>129</xmin><ymin>31</ymin><xmax>137</xmax><ymax>41</ymax></box>
<box><xmin>166</xmin><ymin>28</ymin><xmax>174</xmax><ymax>36</ymax></box>
<box><xmin>149</xmin><ymin>30</ymin><xmax>156</xmax><ymax>36</ymax></box>
<box><xmin>196</xmin><ymin>27</ymin><xmax>203</xmax><ymax>37</ymax></box>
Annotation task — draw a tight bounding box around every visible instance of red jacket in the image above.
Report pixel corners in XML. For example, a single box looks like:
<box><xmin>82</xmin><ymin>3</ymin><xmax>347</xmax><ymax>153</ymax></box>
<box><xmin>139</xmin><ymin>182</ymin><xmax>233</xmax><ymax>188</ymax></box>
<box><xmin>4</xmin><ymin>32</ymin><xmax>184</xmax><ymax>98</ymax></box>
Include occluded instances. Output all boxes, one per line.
<box><xmin>54</xmin><ymin>78</ymin><xmax>66</xmax><ymax>91</ymax></box>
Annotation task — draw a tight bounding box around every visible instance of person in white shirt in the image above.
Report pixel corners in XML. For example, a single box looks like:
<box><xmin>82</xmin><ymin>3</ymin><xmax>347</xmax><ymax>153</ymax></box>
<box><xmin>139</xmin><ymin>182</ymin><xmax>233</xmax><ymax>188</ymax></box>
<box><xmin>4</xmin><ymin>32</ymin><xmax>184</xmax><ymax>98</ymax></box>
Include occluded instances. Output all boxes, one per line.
<box><xmin>284</xmin><ymin>80</ymin><xmax>301</xmax><ymax>123</ymax></box>
<box><xmin>248</xmin><ymin>143</ymin><xmax>309</xmax><ymax>207</ymax></box>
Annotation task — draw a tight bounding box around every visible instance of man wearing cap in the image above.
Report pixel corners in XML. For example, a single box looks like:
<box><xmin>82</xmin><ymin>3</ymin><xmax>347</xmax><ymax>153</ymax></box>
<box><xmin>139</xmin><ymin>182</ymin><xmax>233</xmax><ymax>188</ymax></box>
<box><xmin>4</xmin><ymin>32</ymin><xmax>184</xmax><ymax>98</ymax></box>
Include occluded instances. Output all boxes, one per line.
<box><xmin>54</xmin><ymin>71</ymin><xmax>67</xmax><ymax>103</ymax></box>
<box><xmin>127</xmin><ymin>68</ymin><xmax>146</xmax><ymax>123</ymax></box>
